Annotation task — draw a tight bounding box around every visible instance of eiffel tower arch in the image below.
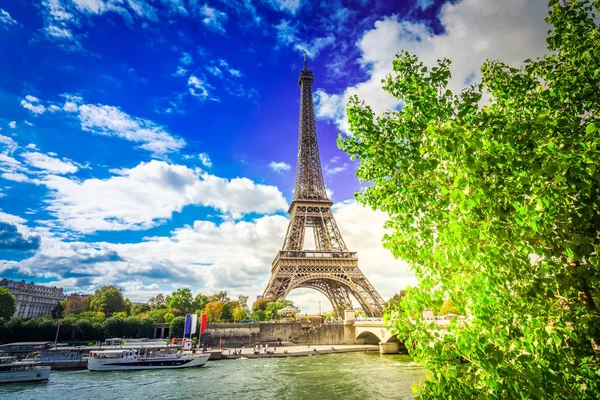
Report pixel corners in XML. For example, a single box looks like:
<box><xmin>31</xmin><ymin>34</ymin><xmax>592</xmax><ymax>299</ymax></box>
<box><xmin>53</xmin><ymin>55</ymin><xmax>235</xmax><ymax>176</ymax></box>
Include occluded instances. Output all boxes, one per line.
<box><xmin>262</xmin><ymin>57</ymin><xmax>384</xmax><ymax>318</ymax></box>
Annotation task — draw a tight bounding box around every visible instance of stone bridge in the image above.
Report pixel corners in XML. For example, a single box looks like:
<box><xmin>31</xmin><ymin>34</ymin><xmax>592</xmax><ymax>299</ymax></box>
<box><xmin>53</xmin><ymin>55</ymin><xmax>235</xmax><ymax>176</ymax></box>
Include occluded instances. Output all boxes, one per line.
<box><xmin>343</xmin><ymin>310</ymin><xmax>402</xmax><ymax>354</ymax></box>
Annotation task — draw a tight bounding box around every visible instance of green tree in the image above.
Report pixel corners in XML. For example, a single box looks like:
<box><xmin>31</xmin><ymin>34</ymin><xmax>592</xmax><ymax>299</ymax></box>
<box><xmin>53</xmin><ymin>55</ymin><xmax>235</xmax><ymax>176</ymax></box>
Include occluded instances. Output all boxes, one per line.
<box><xmin>89</xmin><ymin>285</ymin><xmax>127</xmax><ymax>316</ymax></box>
<box><xmin>103</xmin><ymin>316</ymin><xmax>127</xmax><ymax>338</ymax></box>
<box><xmin>237</xmin><ymin>295</ymin><xmax>249</xmax><ymax>312</ymax></box>
<box><xmin>232</xmin><ymin>306</ymin><xmax>247</xmax><ymax>322</ymax></box>
<box><xmin>164</xmin><ymin>312</ymin><xmax>175</xmax><ymax>324</ymax></box>
<box><xmin>340</xmin><ymin>1</ymin><xmax>600</xmax><ymax>398</ymax></box>
<box><xmin>438</xmin><ymin>299</ymin><xmax>460</xmax><ymax>316</ymax></box>
<box><xmin>167</xmin><ymin>288</ymin><xmax>193</xmax><ymax>315</ymax></box>
<box><xmin>170</xmin><ymin>316</ymin><xmax>186</xmax><ymax>338</ymax></box>
<box><xmin>385</xmin><ymin>290</ymin><xmax>406</xmax><ymax>311</ymax></box>
<box><xmin>52</xmin><ymin>300</ymin><xmax>65</xmax><ymax>319</ymax></box>
<box><xmin>251</xmin><ymin>310</ymin><xmax>266</xmax><ymax>322</ymax></box>
<box><xmin>131</xmin><ymin>302</ymin><xmax>150</xmax><ymax>315</ymax></box>
<box><xmin>192</xmin><ymin>293</ymin><xmax>209</xmax><ymax>312</ymax></box>
<box><xmin>63</xmin><ymin>298</ymin><xmax>86</xmax><ymax>316</ymax></box>
<box><xmin>144</xmin><ymin>308</ymin><xmax>168</xmax><ymax>323</ymax></box>
<box><xmin>204</xmin><ymin>301</ymin><xmax>224</xmax><ymax>323</ymax></box>
<box><xmin>0</xmin><ymin>288</ymin><xmax>16</xmax><ymax>320</ymax></box>
<box><xmin>265</xmin><ymin>299</ymin><xmax>293</xmax><ymax>320</ymax></box>
<box><xmin>207</xmin><ymin>291</ymin><xmax>230</xmax><ymax>304</ymax></box>
<box><xmin>252</xmin><ymin>298</ymin><xmax>271</xmax><ymax>312</ymax></box>
<box><xmin>148</xmin><ymin>293</ymin><xmax>166</xmax><ymax>309</ymax></box>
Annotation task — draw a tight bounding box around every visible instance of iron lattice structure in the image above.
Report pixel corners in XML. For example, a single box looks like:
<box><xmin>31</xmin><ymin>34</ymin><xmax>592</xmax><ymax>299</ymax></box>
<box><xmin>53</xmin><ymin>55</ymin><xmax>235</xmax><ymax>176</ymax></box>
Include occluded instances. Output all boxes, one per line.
<box><xmin>262</xmin><ymin>59</ymin><xmax>384</xmax><ymax>317</ymax></box>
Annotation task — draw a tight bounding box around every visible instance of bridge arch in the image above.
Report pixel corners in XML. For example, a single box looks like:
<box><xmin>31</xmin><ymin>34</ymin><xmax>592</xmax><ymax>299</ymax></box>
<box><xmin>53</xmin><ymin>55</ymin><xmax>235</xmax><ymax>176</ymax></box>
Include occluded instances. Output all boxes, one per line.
<box><xmin>355</xmin><ymin>331</ymin><xmax>382</xmax><ymax>345</ymax></box>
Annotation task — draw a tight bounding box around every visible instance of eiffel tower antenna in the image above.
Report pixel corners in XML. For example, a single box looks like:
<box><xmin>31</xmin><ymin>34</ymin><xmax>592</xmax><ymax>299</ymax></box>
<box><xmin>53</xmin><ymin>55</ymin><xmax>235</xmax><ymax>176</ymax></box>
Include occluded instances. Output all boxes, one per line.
<box><xmin>262</xmin><ymin>59</ymin><xmax>384</xmax><ymax>317</ymax></box>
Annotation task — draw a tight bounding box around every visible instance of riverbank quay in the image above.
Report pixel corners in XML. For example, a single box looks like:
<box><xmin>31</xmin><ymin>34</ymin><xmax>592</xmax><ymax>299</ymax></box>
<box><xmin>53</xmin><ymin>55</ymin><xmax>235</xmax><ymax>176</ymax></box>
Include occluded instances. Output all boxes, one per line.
<box><xmin>211</xmin><ymin>344</ymin><xmax>379</xmax><ymax>360</ymax></box>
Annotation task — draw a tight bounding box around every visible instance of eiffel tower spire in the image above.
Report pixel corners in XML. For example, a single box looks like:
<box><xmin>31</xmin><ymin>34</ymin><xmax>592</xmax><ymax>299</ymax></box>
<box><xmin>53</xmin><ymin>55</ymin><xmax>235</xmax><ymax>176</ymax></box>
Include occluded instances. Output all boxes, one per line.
<box><xmin>294</xmin><ymin>53</ymin><xmax>327</xmax><ymax>201</ymax></box>
<box><xmin>262</xmin><ymin>58</ymin><xmax>384</xmax><ymax>318</ymax></box>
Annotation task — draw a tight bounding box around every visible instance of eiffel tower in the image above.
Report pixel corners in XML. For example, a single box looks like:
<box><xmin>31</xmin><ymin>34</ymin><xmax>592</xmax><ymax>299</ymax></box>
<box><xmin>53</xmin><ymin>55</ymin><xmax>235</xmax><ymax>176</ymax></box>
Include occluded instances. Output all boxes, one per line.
<box><xmin>262</xmin><ymin>56</ymin><xmax>384</xmax><ymax>317</ymax></box>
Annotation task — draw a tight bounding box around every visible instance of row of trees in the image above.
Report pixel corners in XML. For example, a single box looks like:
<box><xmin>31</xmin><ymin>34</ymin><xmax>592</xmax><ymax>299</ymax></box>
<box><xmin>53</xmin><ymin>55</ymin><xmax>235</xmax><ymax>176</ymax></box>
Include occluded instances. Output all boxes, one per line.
<box><xmin>0</xmin><ymin>315</ymin><xmax>154</xmax><ymax>343</ymax></box>
<box><xmin>0</xmin><ymin>285</ymin><xmax>301</xmax><ymax>344</ymax></box>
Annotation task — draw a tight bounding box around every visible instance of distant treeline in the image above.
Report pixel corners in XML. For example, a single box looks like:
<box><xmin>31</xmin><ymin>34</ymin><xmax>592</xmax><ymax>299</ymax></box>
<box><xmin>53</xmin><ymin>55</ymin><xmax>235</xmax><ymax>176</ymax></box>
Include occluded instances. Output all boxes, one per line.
<box><xmin>0</xmin><ymin>315</ymin><xmax>156</xmax><ymax>344</ymax></box>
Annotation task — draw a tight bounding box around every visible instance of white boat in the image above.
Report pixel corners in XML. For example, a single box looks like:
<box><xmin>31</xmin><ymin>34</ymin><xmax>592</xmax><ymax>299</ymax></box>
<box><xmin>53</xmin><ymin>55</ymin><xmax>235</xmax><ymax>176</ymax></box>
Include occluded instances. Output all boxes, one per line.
<box><xmin>0</xmin><ymin>357</ymin><xmax>50</xmax><ymax>384</ymax></box>
<box><xmin>87</xmin><ymin>349</ymin><xmax>210</xmax><ymax>371</ymax></box>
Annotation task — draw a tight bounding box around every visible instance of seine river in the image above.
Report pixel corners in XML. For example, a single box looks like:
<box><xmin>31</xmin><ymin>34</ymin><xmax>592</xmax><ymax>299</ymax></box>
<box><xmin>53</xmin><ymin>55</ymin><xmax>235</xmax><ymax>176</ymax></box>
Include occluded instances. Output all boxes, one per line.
<box><xmin>1</xmin><ymin>353</ymin><xmax>424</xmax><ymax>400</ymax></box>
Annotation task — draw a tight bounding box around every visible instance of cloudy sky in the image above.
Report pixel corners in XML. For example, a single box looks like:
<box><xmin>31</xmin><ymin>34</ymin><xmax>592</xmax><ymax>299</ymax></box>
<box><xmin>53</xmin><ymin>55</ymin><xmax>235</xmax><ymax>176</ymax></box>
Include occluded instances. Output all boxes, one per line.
<box><xmin>0</xmin><ymin>0</ymin><xmax>550</xmax><ymax>313</ymax></box>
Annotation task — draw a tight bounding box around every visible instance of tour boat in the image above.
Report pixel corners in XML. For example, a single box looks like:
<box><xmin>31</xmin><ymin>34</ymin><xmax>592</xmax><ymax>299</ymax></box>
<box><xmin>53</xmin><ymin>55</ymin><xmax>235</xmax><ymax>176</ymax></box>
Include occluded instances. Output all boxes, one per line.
<box><xmin>0</xmin><ymin>357</ymin><xmax>51</xmax><ymax>384</ymax></box>
<box><xmin>87</xmin><ymin>349</ymin><xmax>210</xmax><ymax>371</ymax></box>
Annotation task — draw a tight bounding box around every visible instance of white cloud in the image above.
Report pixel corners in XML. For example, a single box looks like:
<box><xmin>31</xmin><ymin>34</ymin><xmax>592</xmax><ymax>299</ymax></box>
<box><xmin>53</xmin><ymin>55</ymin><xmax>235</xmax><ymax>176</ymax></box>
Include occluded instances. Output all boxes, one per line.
<box><xmin>76</xmin><ymin>103</ymin><xmax>185</xmax><ymax>155</ymax></box>
<box><xmin>187</xmin><ymin>75</ymin><xmax>209</xmax><ymax>99</ymax></box>
<box><xmin>207</xmin><ymin>66</ymin><xmax>222</xmax><ymax>76</ymax></box>
<box><xmin>20</xmin><ymin>95</ymin><xmax>186</xmax><ymax>155</ymax></box>
<box><xmin>20</xmin><ymin>98</ymin><xmax>47</xmax><ymax>115</ymax></box>
<box><xmin>0</xmin><ymin>134</ymin><xmax>18</xmax><ymax>152</ymax></box>
<box><xmin>198</xmin><ymin>153</ymin><xmax>212</xmax><ymax>168</ymax></box>
<box><xmin>41</xmin><ymin>160</ymin><xmax>288</xmax><ymax>233</ymax></box>
<box><xmin>325</xmin><ymin>163</ymin><xmax>347</xmax><ymax>175</ymax></box>
<box><xmin>274</xmin><ymin>20</ymin><xmax>334</xmax><ymax>58</ymax></box>
<box><xmin>315</xmin><ymin>0</ymin><xmax>550</xmax><ymax>133</ymax></box>
<box><xmin>127</xmin><ymin>0</ymin><xmax>157</xmax><ymax>20</ymax></box>
<box><xmin>416</xmin><ymin>0</ymin><xmax>434</xmax><ymax>11</ymax></box>
<box><xmin>200</xmin><ymin>4</ymin><xmax>227</xmax><ymax>33</ymax></box>
<box><xmin>228</xmin><ymin>68</ymin><xmax>241</xmax><ymax>77</ymax></box>
<box><xmin>266</xmin><ymin>0</ymin><xmax>302</xmax><ymax>14</ymax></box>
<box><xmin>2</xmin><ymin>199</ymin><xmax>412</xmax><ymax>308</ymax></box>
<box><xmin>1</xmin><ymin>172</ymin><xmax>31</xmax><ymax>183</ymax></box>
<box><xmin>172</xmin><ymin>66</ymin><xmax>188</xmax><ymax>77</ymax></box>
<box><xmin>8</xmin><ymin>121</ymin><xmax>16</xmax><ymax>129</ymax></box>
<box><xmin>21</xmin><ymin>152</ymin><xmax>78</xmax><ymax>174</ymax></box>
<box><xmin>269</xmin><ymin>161</ymin><xmax>291</xmax><ymax>173</ymax></box>
<box><xmin>0</xmin><ymin>211</ymin><xmax>27</xmax><ymax>225</ymax></box>
<box><xmin>274</xmin><ymin>19</ymin><xmax>296</xmax><ymax>45</ymax></box>
<box><xmin>294</xmin><ymin>34</ymin><xmax>335</xmax><ymax>58</ymax></box>
<box><xmin>179</xmin><ymin>52</ymin><xmax>193</xmax><ymax>65</ymax></box>
<box><xmin>217</xmin><ymin>59</ymin><xmax>242</xmax><ymax>77</ymax></box>
<box><xmin>0</xmin><ymin>8</ymin><xmax>18</xmax><ymax>28</ymax></box>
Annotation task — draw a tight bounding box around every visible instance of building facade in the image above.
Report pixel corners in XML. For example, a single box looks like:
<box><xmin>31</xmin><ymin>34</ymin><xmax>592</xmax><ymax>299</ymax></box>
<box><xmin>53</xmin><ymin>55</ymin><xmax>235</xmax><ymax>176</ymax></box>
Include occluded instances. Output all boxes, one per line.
<box><xmin>0</xmin><ymin>279</ymin><xmax>65</xmax><ymax>319</ymax></box>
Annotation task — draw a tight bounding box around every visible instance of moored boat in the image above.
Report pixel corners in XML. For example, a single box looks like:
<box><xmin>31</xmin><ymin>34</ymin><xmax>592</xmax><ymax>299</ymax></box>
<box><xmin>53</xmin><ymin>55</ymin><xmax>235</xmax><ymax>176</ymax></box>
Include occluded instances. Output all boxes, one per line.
<box><xmin>0</xmin><ymin>357</ymin><xmax>50</xmax><ymax>384</ymax></box>
<box><xmin>87</xmin><ymin>349</ymin><xmax>210</xmax><ymax>371</ymax></box>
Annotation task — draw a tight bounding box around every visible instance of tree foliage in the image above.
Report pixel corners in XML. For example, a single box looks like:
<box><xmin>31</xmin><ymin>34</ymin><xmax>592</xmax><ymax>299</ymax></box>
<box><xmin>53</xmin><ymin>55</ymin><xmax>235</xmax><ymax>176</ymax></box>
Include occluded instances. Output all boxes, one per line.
<box><xmin>166</xmin><ymin>288</ymin><xmax>194</xmax><ymax>315</ymax></box>
<box><xmin>89</xmin><ymin>285</ymin><xmax>127</xmax><ymax>316</ymax></box>
<box><xmin>63</xmin><ymin>297</ymin><xmax>86</xmax><ymax>316</ymax></box>
<box><xmin>341</xmin><ymin>1</ymin><xmax>600</xmax><ymax>398</ymax></box>
<box><xmin>170</xmin><ymin>316</ymin><xmax>186</xmax><ymax>338</ymax></box>
<box><xmin>385</xmin><ymin>290</ymin><xmax>406</xmax><ymax>311</ymax></box>
<box><xmin>0</xmin><ymin>288</ymin><xmax>16</xmax><ymax>320</ymax></box>
<box><xmin>205</xmin><ymin>301</ymin><xmax>224</xmax><ymax>323</ymax></box>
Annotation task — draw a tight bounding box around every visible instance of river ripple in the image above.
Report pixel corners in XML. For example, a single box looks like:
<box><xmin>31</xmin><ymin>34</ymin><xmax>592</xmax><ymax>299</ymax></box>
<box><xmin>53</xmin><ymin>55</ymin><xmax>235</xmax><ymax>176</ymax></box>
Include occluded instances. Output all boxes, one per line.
<box><xmin>1</xmin><ymin>352</ymin><xmax>424</xmax><ymax>400</ymax></box>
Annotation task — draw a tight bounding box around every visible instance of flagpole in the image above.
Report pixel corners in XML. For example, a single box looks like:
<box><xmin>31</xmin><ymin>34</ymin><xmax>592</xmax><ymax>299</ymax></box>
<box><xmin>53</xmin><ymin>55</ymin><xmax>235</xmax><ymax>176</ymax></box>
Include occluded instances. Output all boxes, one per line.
<box><xmin>54</xmin><ymin>321</ymin><xmax>61</xmax><ymax>347</ymax></box>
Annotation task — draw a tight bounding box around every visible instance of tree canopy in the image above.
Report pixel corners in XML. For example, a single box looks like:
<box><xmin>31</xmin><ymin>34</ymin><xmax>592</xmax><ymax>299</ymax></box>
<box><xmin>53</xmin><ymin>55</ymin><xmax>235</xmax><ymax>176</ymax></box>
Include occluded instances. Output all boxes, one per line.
<box><xmin>0</xmin><ymin>288</ymin><xmax>16</xmax><ymax>320</ymax></box>
<box><xmin>166</xmin><ymin>288</ymin><xmax>194</xmax><ymax>315</ymax></box>
<box><xmin>341</xmin><ymin>1</ymin><xmax>600</xmax><ymax>398</ymax></box>
<box><xmin>89</xmin><ymin>286</ymin><xmax>127</xmax><ymax>316</ymax></box>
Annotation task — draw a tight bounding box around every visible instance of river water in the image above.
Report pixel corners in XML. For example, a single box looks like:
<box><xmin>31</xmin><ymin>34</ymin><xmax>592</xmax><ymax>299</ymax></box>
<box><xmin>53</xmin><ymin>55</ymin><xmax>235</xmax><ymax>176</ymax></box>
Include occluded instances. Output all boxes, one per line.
<box><xmin>1</xmin><ymin>352</ymin><xmax>424</xmax><ymax>400</ymax></box>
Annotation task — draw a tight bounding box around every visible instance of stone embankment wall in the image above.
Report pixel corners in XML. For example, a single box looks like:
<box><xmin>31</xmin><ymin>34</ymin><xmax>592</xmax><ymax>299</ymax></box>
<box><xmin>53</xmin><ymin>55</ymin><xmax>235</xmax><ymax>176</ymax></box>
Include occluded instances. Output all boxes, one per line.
<box><xmin>202</xmin><ymin>323</ymin><xmax>349</xmax><ymax>346</ymax></box>
<box><xmin>291</xmin><ymin>324</ymin><xmax>345</xmax><ymax>345</ymax></box>
<box><xmin>203</xmin><ymin>323</ymin><xmax>305</xmax><ymax>346</ymax></box>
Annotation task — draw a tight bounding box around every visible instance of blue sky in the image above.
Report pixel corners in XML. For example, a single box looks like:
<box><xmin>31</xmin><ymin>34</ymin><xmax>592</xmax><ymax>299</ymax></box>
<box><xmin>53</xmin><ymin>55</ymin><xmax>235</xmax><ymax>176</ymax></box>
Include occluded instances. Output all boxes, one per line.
<box><xmin>0</xmin><ymin>0</ymin><xmax>550</xmax><ymax>312</ymax></box>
